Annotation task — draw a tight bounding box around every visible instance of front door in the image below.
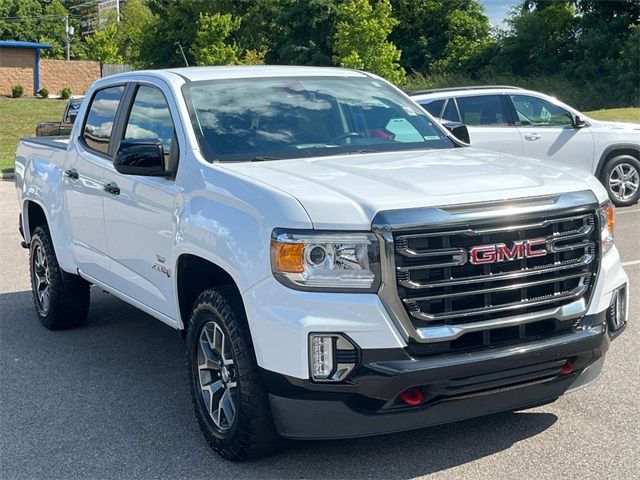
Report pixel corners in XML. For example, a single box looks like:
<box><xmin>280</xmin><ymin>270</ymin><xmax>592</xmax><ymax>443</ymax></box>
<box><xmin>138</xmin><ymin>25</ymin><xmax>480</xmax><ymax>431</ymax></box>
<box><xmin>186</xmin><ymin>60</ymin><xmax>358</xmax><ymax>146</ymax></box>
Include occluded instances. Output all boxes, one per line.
<box><xmin>101</xmin><ymin>83</ymin><xmax>180</xmax><ymax>319</ymax></box>
<box><xmin>509</xmin><ymin>94</ymin><xmax>595</xmax><ymax>173</ymax></box>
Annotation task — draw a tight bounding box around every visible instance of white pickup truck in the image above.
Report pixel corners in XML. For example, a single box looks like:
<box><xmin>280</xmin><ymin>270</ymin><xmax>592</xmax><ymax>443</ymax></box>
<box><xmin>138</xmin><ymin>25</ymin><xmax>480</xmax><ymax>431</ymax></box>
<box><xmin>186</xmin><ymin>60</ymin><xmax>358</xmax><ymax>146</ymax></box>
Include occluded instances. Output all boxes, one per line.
<box><xmin>14</xmin><ymin>66</ymin><xmax>628</xmax><ymax>460</ymax></box>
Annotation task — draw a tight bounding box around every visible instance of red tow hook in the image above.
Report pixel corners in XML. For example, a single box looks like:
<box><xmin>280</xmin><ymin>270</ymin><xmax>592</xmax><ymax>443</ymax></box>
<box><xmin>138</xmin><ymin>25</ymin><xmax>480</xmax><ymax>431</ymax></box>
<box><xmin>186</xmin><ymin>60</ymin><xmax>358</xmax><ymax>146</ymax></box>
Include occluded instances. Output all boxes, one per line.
<box><xmin>399</xmin><ymin>387</ymin><xmax>424</xmax><ymax>406</ymax></box>
<box><xmin>559</xmin><ymin>360</ymin><xmax>574</xmax><ymax>375</ymax></box>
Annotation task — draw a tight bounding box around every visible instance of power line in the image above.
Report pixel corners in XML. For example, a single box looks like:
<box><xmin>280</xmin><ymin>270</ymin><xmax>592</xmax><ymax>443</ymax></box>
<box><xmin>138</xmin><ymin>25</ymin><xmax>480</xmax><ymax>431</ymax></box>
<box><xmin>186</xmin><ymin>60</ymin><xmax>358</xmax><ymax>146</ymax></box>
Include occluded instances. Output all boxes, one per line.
<box><xmin>0</xmin><ymin>15</ymin><xmax>82</xmax><ymax>22</ymax></box>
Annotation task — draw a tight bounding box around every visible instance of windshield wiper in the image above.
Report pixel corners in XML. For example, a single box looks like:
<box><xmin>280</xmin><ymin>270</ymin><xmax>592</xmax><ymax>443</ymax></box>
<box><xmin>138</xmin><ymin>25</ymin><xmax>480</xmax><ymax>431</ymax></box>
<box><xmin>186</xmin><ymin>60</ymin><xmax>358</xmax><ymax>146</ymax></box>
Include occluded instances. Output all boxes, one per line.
<box><xmin>250</xmin><ymin>155</ymin><xmax>281</xmax><ymax>162</ymax></box>
<box><xmin>342</xmin><ymin>149</ymin><xmax>380</xmax><ymax>155</ymax></box>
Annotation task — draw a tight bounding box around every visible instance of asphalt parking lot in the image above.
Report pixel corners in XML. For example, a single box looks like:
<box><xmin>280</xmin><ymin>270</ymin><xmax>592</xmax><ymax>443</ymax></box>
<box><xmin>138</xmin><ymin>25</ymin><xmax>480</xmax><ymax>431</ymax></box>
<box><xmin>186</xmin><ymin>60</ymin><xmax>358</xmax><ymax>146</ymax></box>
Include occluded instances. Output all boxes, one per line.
<box><xmin>1</xmin><ymin>178</ymin><xmax>638</xmax><ymax>480</ymax></box>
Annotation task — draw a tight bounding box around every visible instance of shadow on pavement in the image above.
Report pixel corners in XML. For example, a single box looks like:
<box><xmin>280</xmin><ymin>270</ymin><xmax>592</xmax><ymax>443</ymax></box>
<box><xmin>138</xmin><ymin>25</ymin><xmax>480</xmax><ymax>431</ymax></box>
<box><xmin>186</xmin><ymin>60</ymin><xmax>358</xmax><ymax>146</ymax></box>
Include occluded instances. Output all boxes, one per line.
<box><xmin>0</xmin><ymin>289</ymin><xmax>557</xmax><ymax>480</ymax></box>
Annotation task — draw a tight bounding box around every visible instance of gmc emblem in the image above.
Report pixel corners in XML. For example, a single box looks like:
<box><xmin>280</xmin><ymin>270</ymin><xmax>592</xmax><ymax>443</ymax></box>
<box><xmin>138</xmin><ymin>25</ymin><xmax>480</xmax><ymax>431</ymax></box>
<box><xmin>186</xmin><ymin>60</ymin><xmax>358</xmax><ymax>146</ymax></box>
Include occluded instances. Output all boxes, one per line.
<box><xmin>469</xmin><ymin>239</ymin><xmax>547</xmax><ymax>265</ymax></box>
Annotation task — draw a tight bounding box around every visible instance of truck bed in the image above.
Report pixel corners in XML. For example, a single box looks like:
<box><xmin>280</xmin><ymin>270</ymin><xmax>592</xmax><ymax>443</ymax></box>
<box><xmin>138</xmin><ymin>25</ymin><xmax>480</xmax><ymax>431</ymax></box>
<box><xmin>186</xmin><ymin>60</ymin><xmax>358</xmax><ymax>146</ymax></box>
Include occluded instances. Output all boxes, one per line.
<box><xmin>20</xmin><ymin>136</ymin><xmax>70</xmax><ymax>150</ymax></box>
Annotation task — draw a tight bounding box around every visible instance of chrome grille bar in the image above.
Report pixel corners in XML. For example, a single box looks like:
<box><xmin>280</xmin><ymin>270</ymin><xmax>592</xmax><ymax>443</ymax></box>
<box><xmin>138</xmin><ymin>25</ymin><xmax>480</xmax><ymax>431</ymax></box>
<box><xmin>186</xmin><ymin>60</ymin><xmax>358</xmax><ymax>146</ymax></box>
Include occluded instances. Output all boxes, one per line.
<box><xmin>406</xmin><ymin>283</ymin><xmax>589</xmax><ymax>322</ymax></box>
<box><xmin>397</xmin><ymin>254</ymin><xmax>594</xmax><ymax>289</ymax></box>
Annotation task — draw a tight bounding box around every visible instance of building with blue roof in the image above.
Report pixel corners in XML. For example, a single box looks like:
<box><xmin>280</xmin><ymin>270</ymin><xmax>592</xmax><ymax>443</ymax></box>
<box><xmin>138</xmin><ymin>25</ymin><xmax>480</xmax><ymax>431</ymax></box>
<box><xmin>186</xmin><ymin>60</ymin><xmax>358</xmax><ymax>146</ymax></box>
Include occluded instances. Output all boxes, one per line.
<box><xmin>0</xmin><ymin>41</ymin><xmax>52</xmax><ymax>96</ymax></box>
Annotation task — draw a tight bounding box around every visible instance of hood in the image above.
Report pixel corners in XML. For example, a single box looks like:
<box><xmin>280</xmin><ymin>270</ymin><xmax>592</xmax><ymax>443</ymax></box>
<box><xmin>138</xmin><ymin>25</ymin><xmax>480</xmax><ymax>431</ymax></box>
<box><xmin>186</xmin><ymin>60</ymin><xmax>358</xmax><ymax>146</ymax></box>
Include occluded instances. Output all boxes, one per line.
<box><xmin>219</xmin><ymin>148</ymin><xmax>604</xmax><ymax>230</ymax></box>
<box><xmin>590</xmin><ymin>119</ymin><xmax>640</xmax><ymax>132</ymax></box>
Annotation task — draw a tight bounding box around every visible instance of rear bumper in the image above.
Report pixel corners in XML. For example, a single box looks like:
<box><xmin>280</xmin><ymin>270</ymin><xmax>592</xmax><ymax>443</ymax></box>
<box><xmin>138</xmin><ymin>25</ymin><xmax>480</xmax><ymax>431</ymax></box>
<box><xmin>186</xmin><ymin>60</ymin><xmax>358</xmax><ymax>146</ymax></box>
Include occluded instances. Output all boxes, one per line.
<box><xmin>266</xmin><ymin>311</ymin><xmax>616</xmax><ymax>440</ymax></box>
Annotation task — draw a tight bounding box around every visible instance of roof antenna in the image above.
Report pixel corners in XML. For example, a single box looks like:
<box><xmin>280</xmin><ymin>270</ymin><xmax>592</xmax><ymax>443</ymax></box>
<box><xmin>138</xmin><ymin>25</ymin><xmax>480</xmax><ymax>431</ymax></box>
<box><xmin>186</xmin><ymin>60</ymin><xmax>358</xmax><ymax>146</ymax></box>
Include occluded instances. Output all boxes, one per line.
<box><xmin>176</xmin><ymin>43</ymin><xmax>189</xmax><ymax>67</ymax></box>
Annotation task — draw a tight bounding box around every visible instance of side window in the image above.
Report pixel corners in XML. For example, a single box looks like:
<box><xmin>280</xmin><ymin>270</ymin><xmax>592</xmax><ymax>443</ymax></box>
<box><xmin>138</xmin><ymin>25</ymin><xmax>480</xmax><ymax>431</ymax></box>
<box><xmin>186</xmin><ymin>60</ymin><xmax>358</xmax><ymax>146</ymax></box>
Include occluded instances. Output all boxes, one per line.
<box><xmin>420</xmin><ymin>99</ymin><xmax>444</xmax><ymax>118</ymax></box>
<box><xmin>456</xmin><ymin>95</ymin><xmax>508</xmax><ymax>126</ymax></box>
<box><xmin>441</xmin><ymin>99</ymin><xmax>461</xmax><ymax>123</ymax></box>
<box><xmin>124</xmin><ymin>85</ymin><xmax>176</xmax><ymax>160</ymax></box>
<box><xmin>82</xmin><ymin>86</ymin><xmax>125</xmax><ymax>154</ymax></box>
<box><xmin>510</xmin><ymin>94</ymin><xmax>573</xmax><ymax>127</ymax></box>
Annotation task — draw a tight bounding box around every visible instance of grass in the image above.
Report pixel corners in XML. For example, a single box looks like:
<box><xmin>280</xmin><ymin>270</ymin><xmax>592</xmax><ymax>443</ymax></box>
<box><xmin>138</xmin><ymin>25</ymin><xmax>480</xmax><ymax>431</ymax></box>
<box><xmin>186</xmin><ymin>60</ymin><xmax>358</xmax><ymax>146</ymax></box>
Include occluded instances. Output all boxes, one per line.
<box><xmin>0</xmin><ymin>97</ymin><xmax>638</xmax><ymax>173</ymax></box>
<box><xmin>0</xmin><ymin>97</ymin><xmax>66</xmax><ymax>172</ymax></box>
<box><xmin>585</xmin><ymin>108</ymin><xmax>640</xmax><ymax>123</ymax></box>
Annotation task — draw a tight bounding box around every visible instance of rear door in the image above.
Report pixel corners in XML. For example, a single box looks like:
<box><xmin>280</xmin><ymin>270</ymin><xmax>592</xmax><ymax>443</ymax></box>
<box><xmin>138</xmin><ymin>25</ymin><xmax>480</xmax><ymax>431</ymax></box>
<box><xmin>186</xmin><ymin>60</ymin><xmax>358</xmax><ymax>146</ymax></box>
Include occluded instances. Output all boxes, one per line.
<box><xmin>454</xmin><ymin>94</ymin><xmax>524</xmax><ymax>156</ymax></box>
<box><xmin>100</xmin><ymin>81</ymin><xmax>181</xmax><ymax>319</ymax></box>
<box><xmin>509</xmin><ymin>93</ymin><xmax>594</xmax><ymax>172</ymax></box>
<box><xmin>64</xmin><ymin>85</ymin><xmax>125</xmax><ymax>281</ymax></box>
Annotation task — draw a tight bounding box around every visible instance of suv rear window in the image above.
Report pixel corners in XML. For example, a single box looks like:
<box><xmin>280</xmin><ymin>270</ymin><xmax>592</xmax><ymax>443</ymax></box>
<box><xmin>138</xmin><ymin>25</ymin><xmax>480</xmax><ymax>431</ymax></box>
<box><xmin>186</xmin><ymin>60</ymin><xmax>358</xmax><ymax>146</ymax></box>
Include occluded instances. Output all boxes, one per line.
<box><xmin>456</xmin><ymin>95</ymin><xmax>508</xmax><ymax>126</ymax></box>
<box><xmin>82</xmin><ymin>86</ymin><xmax>125</xmax><ymax>155</ymax></box>
<box><xmin>420</xmin><ymin>99</ymin><xmax>444</xmax><ymax>118</ymax></box>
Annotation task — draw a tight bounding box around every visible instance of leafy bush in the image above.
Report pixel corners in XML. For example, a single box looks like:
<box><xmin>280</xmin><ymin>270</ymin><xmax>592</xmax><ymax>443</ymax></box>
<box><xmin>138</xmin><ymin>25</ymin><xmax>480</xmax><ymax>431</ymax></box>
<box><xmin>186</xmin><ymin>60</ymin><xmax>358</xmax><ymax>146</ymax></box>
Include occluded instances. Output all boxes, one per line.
<box><xmin>38</xmin><ymin>87</ymin><xmax>49</xmax><ymax>99</ymax></box>
<box><xmin>11</xmin><ymin>85</ymin><xmax>24</xmax><ymax>98</ymax></box>
<box><xmin>59</xmin><ymin>87</ymin><xmax>72</xmax><ymax>100</ymax></box>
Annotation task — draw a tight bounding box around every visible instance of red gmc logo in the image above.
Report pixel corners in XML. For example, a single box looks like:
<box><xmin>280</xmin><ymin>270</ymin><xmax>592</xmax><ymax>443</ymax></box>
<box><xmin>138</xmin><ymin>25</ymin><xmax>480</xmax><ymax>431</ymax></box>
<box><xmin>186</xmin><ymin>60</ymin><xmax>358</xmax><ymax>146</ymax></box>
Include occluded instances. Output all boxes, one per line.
<box><xmin>469</xmin><ymin>239</ymin><xmax>547</xmax><ymax>265</ymax></box>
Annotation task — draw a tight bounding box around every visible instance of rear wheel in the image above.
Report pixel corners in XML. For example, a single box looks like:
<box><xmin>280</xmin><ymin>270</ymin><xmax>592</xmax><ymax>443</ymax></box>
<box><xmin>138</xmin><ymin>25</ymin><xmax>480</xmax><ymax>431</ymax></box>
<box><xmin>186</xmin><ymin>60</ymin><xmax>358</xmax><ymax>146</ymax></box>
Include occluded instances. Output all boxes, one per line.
<box><xmin>602</xmin><ymin>155</ymin><xmax>640</xmax><ymax>207</ymax></box>
<box><xmin>186</xmin><ymin>287</ymin><xmax>282</xmax><ymax>460</ymax></box>
<box><xmin>29</xmin><ymin>226</ymin><xmax>90</xmax><ymax>329</ymax></box>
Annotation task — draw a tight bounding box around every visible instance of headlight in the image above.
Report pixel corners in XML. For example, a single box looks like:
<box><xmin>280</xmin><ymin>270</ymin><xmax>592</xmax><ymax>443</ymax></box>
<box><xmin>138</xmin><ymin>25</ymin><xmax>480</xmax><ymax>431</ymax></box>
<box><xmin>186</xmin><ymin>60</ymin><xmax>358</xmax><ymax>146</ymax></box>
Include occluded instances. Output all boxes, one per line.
<box><xmin>271</xmin><ymin>230</ymin><xmax>380</xmax><ymax>291</ymax></box>
<box><xmin>598</xmin><ymin>201</ymin><xmax>615</xmax><ymax>253</ymax></box>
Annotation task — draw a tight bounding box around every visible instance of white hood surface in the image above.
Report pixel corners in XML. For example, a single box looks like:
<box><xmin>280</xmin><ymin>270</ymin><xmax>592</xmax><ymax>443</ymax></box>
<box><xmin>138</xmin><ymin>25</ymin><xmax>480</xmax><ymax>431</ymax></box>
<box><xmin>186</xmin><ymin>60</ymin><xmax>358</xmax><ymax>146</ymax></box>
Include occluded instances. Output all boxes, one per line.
<box><xmin>220</xmin><ymin>147</ymin><xmax>603</xmax><ymax>229</ymax></box>
<box><xmin>591</xmin><ymin>119</ymin><xmax>640</xmax><ymax>132</ymax></box>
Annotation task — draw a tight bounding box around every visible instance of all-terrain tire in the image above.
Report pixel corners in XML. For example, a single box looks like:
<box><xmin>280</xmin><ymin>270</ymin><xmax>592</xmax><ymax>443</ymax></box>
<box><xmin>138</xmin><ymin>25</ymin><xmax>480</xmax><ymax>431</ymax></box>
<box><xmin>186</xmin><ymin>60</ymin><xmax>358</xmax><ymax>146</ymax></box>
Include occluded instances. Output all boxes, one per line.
<box><xmin>186</xmin><ymin>287</ymin><xmax>282</xmax><ymax>461</ymax></box>
<box><xmin>29</xmin><ymin>226</ymin><xmax>90</xmax><ymax>329</ymax></box>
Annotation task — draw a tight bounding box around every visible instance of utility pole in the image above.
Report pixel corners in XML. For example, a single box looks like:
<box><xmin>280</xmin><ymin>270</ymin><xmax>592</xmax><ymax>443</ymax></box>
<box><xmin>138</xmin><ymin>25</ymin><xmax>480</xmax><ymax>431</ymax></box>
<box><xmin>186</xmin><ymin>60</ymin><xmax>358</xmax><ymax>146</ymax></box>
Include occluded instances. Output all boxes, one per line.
<box><xmin>65</xmin><ymin>15</ymin><xmax>70</xmax><ymax>61</ymax></box>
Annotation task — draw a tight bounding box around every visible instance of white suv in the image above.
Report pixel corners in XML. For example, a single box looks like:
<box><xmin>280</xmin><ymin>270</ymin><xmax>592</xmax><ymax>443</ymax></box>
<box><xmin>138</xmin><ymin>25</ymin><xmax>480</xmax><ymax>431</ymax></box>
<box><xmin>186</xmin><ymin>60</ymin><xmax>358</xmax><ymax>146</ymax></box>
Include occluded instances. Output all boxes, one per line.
<box><xmin>411</xmin><ymin>86</ymin><xmax>640</xmax><ymax>206</ymax></box>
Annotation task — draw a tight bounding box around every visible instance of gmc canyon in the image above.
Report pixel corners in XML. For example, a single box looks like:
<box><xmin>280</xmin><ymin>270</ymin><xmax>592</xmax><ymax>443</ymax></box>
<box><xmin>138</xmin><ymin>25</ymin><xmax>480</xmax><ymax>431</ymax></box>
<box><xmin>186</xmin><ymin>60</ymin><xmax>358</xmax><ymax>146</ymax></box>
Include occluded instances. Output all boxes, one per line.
<box><xmin>14</xmin><ymin>66</ymin><xmax>629</xmax><ymax>460</ymax></box>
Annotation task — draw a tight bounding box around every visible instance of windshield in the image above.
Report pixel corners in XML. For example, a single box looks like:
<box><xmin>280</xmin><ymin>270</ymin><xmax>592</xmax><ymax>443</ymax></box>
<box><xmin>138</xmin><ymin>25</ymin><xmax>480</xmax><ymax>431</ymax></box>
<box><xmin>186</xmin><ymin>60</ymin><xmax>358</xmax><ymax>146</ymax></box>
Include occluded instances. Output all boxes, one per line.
<box><xmin>184</xmin><ymin>76</ymin><xmax>455</xmax><ymax>161</ymax></box>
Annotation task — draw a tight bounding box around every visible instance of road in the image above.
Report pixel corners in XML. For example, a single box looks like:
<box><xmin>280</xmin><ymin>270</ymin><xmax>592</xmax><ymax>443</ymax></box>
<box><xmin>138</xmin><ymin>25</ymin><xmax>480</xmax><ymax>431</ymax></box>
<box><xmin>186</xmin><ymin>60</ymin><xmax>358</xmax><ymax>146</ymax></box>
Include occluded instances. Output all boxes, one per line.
<box><xmin>1</xmin><ymin>178</ymin><xmax>638</xmax><ymax>480</ymax></box>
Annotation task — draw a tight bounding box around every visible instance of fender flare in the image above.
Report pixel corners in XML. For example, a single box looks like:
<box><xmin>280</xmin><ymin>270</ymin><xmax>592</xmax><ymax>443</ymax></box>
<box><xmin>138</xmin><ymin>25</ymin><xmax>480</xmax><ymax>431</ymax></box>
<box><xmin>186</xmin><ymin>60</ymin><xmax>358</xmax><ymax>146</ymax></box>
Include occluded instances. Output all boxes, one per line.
<box><xmin>594</xmin><ymin>144</ymin><xmax>640</xmax><ymax>178</ymax></box>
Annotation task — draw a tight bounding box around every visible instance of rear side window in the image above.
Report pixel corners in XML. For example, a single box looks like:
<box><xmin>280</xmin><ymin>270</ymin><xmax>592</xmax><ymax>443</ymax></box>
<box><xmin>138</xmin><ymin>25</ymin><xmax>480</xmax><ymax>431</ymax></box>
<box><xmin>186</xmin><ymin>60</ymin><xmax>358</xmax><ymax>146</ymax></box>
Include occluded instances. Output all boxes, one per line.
<box><xmin>441</xmin><ymin>99</ymin><xmax>461</xmax><ymax>123</ymax></box>
<box><xmin>82</xmin><ymin>86</ymin><xmax>125</xmax><ymax>155</ymax></box>
<box><xmin>420</xmin><ymin>99</ymin><xmax>444</xmax><ymax>118</ymax></box>
<box><xmin>456</xmin><ymin>95</ymin><xmax>508</xmax><ymax>126</ymax></box>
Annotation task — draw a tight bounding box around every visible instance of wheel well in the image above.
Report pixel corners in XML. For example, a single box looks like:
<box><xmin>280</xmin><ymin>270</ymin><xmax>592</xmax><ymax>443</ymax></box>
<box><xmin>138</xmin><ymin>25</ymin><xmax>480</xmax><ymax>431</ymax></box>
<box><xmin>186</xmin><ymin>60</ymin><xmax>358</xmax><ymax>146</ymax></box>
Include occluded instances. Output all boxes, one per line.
<box><xmin>599</xmin><ymin>147</ymin><xmax>640</xmax><ymax>178</ymax></box>
<box><xmin>176</xmin><ymin>254</ymin><xmax>241</xmax><ymax>332</ymax></box>
<box><xmin>26</xmin><ymin>201</ymin><xmax>47</xmax><ymax>237</ymax></box>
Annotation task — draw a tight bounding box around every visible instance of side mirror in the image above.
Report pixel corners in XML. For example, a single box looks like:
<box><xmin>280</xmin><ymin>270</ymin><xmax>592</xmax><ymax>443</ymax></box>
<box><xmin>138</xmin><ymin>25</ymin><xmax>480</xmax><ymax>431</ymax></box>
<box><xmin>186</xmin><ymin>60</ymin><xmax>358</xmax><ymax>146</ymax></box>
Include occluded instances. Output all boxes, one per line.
<box><xmin>68</xmin><ymin>110</ymin><xmax>78</xmax><ymax>124</ymax></box>
<box><xmin>442</xmin><ymin>122</ymin><xmax>471</xmax><ymax>144</ymax></box>
<box><xmin>573</xmin><ymin>115</ymin><xmax>587</xmax><ymax>128</ymax></box>
<box><xmin>114</xmin><ymin>139</ymin><xmax>170</xmax><ymax>177</ymax></box>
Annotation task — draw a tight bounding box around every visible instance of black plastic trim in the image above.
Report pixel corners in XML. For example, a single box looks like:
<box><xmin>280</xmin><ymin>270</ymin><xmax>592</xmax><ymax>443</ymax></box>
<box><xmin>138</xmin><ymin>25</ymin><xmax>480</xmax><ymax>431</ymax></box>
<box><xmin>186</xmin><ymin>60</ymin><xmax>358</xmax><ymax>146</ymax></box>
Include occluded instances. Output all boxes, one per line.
<box><xmin>594</xmin><ymin>144</ymin><xmax>640</xmax><ymax>178</ymax></box>
<box><xmin>264</xmin><ymin>316</ymin><xmax>609</xmax><ymax>439</ymax></box>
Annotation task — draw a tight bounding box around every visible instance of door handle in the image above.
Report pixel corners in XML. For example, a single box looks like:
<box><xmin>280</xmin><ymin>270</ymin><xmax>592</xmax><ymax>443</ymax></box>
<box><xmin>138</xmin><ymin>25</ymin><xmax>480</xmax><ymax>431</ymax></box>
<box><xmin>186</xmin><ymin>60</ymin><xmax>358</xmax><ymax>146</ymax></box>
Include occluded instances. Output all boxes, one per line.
<box><xmin>64</xmin><ymin>168</ymin><xmax>79</xmax><ymax>180</ymax></box>
<box><xmin>524</xmin><ymin>133</ymin><xmax>542</xmax><ymax>141</ymax></box>
<box><xmin>103</xmin><ymin>182</ymin><xmax>120</xmax><ymax>195</ymax></box>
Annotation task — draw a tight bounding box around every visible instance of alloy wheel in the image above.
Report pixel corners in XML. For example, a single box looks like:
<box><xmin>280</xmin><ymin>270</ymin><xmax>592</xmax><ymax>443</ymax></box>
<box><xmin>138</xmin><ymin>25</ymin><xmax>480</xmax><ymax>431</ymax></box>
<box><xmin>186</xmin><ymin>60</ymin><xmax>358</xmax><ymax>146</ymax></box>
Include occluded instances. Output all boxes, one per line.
<box><xmin>32</xmin><ymin>244</ymin><xmax>50</xmax><ymax>313</ymax></box>
<box><xmin>609</xmin><ymin>163</ymin><xmax>640</xmax><ymax>202</ymax></box>
<box><xmin>197</xmin><ymin>321</ymin><xmax>238</xmax><ymax>432</ymax></box>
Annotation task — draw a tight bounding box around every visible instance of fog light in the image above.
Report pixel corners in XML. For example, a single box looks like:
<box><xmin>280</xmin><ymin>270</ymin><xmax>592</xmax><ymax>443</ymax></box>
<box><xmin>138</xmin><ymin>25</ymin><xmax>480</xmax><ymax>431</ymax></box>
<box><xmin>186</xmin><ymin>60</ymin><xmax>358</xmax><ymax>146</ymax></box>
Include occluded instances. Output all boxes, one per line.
<box><xmin>309</xmin><ymin>334</ymin><xmax>358</xmax><ymax>382</ymax></box>
<box><xmin>608</xmin><ymin>286</ymin><xmax>627</xmax><ymax>331</ymax></box>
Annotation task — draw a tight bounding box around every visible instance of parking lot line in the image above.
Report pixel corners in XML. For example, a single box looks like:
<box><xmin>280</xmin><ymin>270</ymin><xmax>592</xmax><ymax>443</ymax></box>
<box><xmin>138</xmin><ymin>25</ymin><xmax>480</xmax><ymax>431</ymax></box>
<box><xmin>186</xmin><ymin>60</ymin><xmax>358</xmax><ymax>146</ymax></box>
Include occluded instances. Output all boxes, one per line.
<box><xmin>616</xmin><ymin>208</ymin><xmax>640</xmax><ymax>215</ymax></box>
<box><xmin>621</xmin><ymin>259</ymin><xmax>640</xmax><ymax>267</ymax></box>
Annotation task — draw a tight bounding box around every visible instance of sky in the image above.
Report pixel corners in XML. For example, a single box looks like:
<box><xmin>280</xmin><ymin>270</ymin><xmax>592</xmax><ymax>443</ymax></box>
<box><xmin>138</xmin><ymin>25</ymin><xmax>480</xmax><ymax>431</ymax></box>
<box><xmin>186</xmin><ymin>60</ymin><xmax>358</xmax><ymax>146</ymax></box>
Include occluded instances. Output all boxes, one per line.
<box><xmin>480</xmin><ymin>0</ymin><xmax>516</xmax><ymax>28</ymax></box>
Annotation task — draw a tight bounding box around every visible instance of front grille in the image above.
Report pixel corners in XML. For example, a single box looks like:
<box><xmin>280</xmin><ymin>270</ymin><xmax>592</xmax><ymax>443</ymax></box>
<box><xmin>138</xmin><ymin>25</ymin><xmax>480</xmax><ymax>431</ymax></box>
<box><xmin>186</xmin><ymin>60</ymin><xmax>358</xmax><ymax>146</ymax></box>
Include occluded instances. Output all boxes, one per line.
<box><xmin>393</xmin><ymin>209</ymin><xmax>599</xmax><ymax>354</ymax></box>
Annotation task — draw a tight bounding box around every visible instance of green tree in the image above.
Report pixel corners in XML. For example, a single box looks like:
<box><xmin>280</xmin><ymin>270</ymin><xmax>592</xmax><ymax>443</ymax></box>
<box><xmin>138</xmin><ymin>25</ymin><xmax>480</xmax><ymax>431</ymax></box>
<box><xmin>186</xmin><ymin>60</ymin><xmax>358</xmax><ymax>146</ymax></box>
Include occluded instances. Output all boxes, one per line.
<box><xmin>391</xmin><ymin>0</ymin><xmax>492</xmax><ymax>74</ymax></box>
<box><xmin>191</xmin><ymin>12</ymin><xmax>242</xmax><ymax>66</ymax></box>
<box><xmin>85</xmin><ymin>17</ymin><xmax>123</xmax><ymax>64</ymax></box>
<box><xmin>116</xmin><ymin>0</ymin><xmax>157</xmax><ymax>67</ymax></box>
<box><xmin>332</xmin><ymin>0</ymin><xmax>405</xmax><ymax>84</ymax></box>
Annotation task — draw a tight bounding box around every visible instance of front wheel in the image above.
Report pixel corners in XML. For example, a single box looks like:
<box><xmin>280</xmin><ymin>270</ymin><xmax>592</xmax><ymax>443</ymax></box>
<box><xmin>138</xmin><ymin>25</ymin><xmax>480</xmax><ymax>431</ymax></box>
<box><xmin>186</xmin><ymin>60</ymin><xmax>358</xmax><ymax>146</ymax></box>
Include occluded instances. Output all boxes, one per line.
<box><xmin>602</xmin><ymin>155</ymin><xmax>640</xmax><ymax>207</ymax></box>
<box><xmin>186</xmin><ymin>287</ymin><xmax>281</xmax><ymax>460</ymax></box>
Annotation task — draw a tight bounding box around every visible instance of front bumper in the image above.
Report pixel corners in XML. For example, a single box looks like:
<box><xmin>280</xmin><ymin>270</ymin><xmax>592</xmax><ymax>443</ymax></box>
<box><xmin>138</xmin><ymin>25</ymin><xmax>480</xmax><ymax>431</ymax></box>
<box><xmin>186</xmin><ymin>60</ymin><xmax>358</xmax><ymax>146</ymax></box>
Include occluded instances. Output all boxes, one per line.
<box><xmin>266</xmin><ymin>311</ymin><xmax>617</xmax><ymax>440</ymax></box>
